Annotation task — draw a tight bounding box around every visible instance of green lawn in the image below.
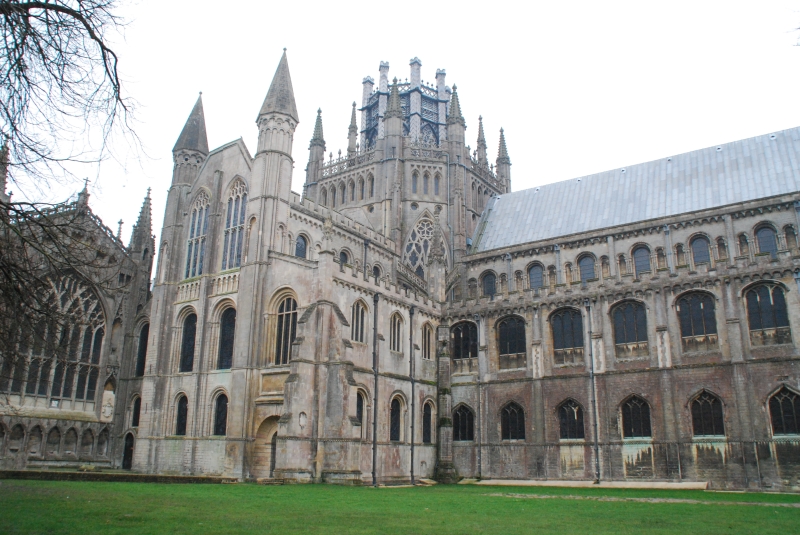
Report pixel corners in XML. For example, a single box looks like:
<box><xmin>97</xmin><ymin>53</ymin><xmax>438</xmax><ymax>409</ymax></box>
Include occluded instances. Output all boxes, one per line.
<box><xmin>2</xmin><ymin>480</ymin><xmax>800</xmax><ymax>534</ymax></box>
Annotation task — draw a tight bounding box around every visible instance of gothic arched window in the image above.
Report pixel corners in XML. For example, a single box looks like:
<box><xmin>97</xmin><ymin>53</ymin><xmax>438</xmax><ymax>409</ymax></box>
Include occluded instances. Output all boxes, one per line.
<box><xmin>358</xmin><ymin>178</ymin><xmax>365</xmax><ymax>200</ymax></box>
<box><xmin>691</xmin><ymin>391</ymin><xmax>724</xmax><ymax>436</ymax></box>
<box><xmin>423</xmin><ymin>173</ymin><xmax>429</xmax><ymax>194</ymax></box>
<box><xmin>275</xmin><ymin>297</ymin><xmax>298</xmax><ymax>365</ymax></box>
<box><xmin>321</xmin><ymin>189</ymin><xmax>327</xmax><ymax>206</ymax></box>
<box><xmin>412</xmin><ymin>172</ymin><xmax>418</xmax><ymax>194</ymax></box>
<box><xmin>331</xmin><ymin>186</ymin><xmax>337</xmax><ymax>207</ymax></box>
<box><xmin>422</xmin><ymin>323</ymin><xmax>433</xmax><ymax>360</ymax></box>
<box><xmin>179</xmin><ymin>313</ymin><xmax>197</xmax><ymax>372</ymax></box>
<box><xmin>558</xmin><ymin>399</ymin><xmax>585</xmax><ymax>439</ymax></box>
<box><xmin>756</xmin><ymin>226</ymin><xmax>778</xmax><ymax>257</ymax></box>
<box><xmin>175</xmin><ymin>395</ymin><xmax>188</xmax><ymax>436</ymax></box>
<box><xmin>676</xmin><ymin>293</ymin><xmax>717</xmax><ymax>352</ymax></box>
<box><xmin>621</xmin><ymin>396</ymin><xmax>651</xmax><ymax>438</ymax></box>
<box><xmin>423</xmin><ymin>402</ymin><xmax>433</xmax><ymax>444</ymax></box>
<box><xmin>135</xmin><ymin>324</ymin><xmax>149</xmax><ymax>377</ymax></box>
<box><xmin>214</xmin><ymin>394</ymin><xmax>228</xmax><ymax>436</ymax></box>
<box><xmin>402</xmin><ymin>219</ymin><xmax>435</xmax><ymax>280</ymax></box>
<box><xmin>339</xmin><ymin>250</ymin><xmax>349</xmax><ymax>265</ymax></box>
<box><xmin>578</xmin><ymin>255</ymin><xmax>595</xmax><ymax>283</ymax></box>
<box><xmin>528</xmin><ymin>264</ymin><xmax>544</xmax><ymax>290</ymax></box>
<box><xmin>451</xmin><ymin>322</ymin><xmax>478</xmax><ymax>360</ymax></box>
<box><xmin>390</xmin><ymin>313</ymin><xmax>403</xmax><ymax>353</ymax></box>
<box><xmin>351</xmin><ymin>301</ymin><xmax>367</xmax><ymax>343</ymax></box>
<box><xmin>482</xmin><ymin>272</ymin><xmax>496</xmax><ymax>297</ymax></box>
<box><xmin>294</xmin><ymin>235</ymin><xmax>307</xmax><ymax>259</ymax></box>
<box><xmin>132</xmin><ymin>397</ymin><xmax>141</xmax><ymax>427</ymax></box>
<box><xmin>690</xmin><ymin>236</ymin><xmax>711</xmax><ymax>265</ymax></box>
<box><xmin>356</xmin><ymin>391</ymin><xmax>366</xmax><ymax>438</ymax></box>
<box><xmin>769</xmin><ymin>387</ymin><xmax>800</xmax><ymax>435</ymax></box>
<box><xmin>632</xmin><ymin>246</ymin><xmax>650</xmax><ymax>277</ymax></box>
<box><xmin>222</xmin><ymin>181</ymin><xmax>247</xmax><ymax>271</ymax></box>
<box><xmin>368</xmin><ymin>175</ymin><xmax>374</xmax><ymax>198</ymax></box>
<box><xmin>501</xmin><ymin>402</ymin><xmax>525</xmax><ymax>440</ymax></box>
<box><xmin>185</xmin><ymin>192</ymin><xmax>210</xmax><ymax>279</ymax></box>
<box><xmin>372</xmin><ymin>265</ymin><xmax>381</xmax><ymax>280</ymax></box>
<box><xmin>349</xmin><ymin>180</ymin><xmax>355</xmax><ymax>202</ymax></box>
<box><xmin>612</xmin><ymin>301</ymin><xmax>648</xmax><ymax>357</ymax></box>
<box><xmin>218</xmin><ymin>308</ymin><xmax>236</xmax><ymax>370</ymax></box>
<box><xmin>551</xmin><ymin>308</ymin><xmax>583</xmax><ymax>365</ymax></box>
<box><xmin>434</xmin><ymin>174</ymin><xmax>440</xmax><ymax>196</ymax></box>
<box><xmin>453</xmin><ymin>405</ymin><xmax>474</xmax><ymax>441</ymax></box>
<box><xmin>390</xmin><ymin>398</ymin><xmax>401</xmax><ymax>441</ymax></box>
<box><xmin>746</xmin><ymin>284</ymin><xmax>791</xmax><ymax>346</ymax></box>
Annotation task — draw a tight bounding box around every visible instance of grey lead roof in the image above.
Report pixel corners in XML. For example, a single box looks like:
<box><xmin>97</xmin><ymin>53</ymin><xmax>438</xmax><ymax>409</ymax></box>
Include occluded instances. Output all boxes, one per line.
<box><xmin>473</xmin><ymin>127</ymin><xmax>800</xmax><ymax>253</ymax></box>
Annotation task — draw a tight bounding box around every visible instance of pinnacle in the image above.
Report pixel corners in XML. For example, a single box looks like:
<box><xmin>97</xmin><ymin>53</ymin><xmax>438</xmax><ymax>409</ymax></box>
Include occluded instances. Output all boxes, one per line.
<box><xmin>447</xmin><ymin>85</ymin><xmax>465</xmax><ymax>127</ymax></box>
<box><xmin>173</xmin><ymin>94</ymin><xmax>209</xmax><ymax>155</ymax></box>
<box><xmin>258</xmin><ymin>50</ymin><xmax>299</xmax><ymax>123</ymax></box>
<box><xmin>310</xmin><ymin>108</ymin><xmax>325</xmax><ymax>148</ymax></box>
<box><xmin>348</xmin><ymin>101</ymin><xmax>358</xmax><ymax>133</ymax></box>
<box><xmin>497</xmin><ymin>127</ymin><xmax>511</xmax><ymax>164</ymax></box>
<box><xmin>477</xmin><ymin>115</ymin><xmax>486</xmax><ymax>144</ymax></box>
<box><xmin>385</xmin><ymin>78</ymin><xmax>403</xmax><ymax>119</ymax></box>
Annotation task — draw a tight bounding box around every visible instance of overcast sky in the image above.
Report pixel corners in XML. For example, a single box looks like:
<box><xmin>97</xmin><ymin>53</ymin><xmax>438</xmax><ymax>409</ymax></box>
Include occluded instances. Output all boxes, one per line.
<box><xmin>28</xmin><ymin>1</ymin><xmax>800</xmax><ymax>246</ymax></box>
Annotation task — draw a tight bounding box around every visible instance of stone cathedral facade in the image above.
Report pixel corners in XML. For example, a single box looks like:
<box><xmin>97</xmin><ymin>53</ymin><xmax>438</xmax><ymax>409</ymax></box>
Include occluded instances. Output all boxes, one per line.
<box><xmin>3</xmin><ymin>51</ymin><xmax>800</xmax><ymax>490</ymax></box>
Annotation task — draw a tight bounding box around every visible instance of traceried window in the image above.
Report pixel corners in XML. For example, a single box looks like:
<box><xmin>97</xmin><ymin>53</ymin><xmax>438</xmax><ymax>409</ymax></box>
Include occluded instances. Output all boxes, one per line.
<box><xmin>0</xmin><ymin>278</ymin><xmax>106</xmax><ymax>404</ymax></box>
<box><xmin>390</xmin><ymin>313</ymin><xmax>403</xmax><ymax>353</ymax></box>
<box><xmin>351</xmin><ymin>301</ymin><xmax>367</xmax><ymax>343</ymax></box>
<box><xmin>769</xmin><ymin>387</ymin><xmax>800</xmax><ymax>435</ymax></box>
<box><xmin>578</xmin><ymin>256</ymin><xmax>595</xmax><ymax>283</ymax></box>
<box><xmin>135</xmin><ymin>324</ymin><xmax>149</xmax><ymax>377</ymax></box>
<box><xmin>390</xmin><ymin>398</ymin><xmax>401</xmax><ymax>441</ymax></box>
<box><xmin>551</xmin><ymin>308</ymin><xmax>583</xmax><ymax>366</ymax></box>
<box><xmin>690</xmin><ymin>236</ymin><xmax>711</xmax><ymax>265</ymax></box>
<box><xmin>632</xmin><ymin>246</ymin><xmax>650</xmax><ymax>276</ymax></box>
<box><xmin>295</xmin><ymin>235</ymin><xmax>308</xmax><ymax>259</ymax></box>
<box><xmin>185</xmin><ymin>191</ymin><xmax>210</xmax><ymax>278</ymax></box>
<box><xmin>179</xmin><ymin>313</ymin><xmax>197</xmax><ymax>372</ymax></box>
<box><xmin>214</xmin><ymin>394</ymin><xmax>228</xmax><ymax>436</ymax></box>
<box><xmin>558</xmin><ymin>399</ymin><xmax>585</xmax><ymax>439</ymax></box>
<box><xmin>691</xmin><ymin>391</ymin><xmax>724</xmax><ymax>437</ymax></box>
<box><xmin>402</xmin><ymin>219</ymin><xmax>435</xmax><ymax>280</ymax></box>
<box><xmin>175</xmin><ymin>395</ymin><xmax>188</xmax><ymax>436</ymax></box>
<box><xmin>222</xmin><ymin>181</ymin><xmax>247</xmax><ymax>271</ymax></box>
<box><xmin>756</xmin><ymin>226</ymin><xmax>778</xmax><ymax>258</ymax></box>
<box><xmin>482</xmin><ymin>272</ymin><xmax>496</xmax><ymax>297</ymax></box>
<box><xmin>498</xmin><ymin>316</ymin><xmax>526</xmax><ymax>369</ymax></box>
<box><xmin>501</xmin><ymin>402</ymin><xmax>525</xmax><ymax>440</ymax></box>
<box><xmin>453</xmin><ymin>405</ymin><xmax>474</xmax><ymax>441</ymax></box>
<box><xmin>677</xmin><ymin>293</ymin><xmax>717</xmax><ymax>352</ymax></box>
<box><xmin>528</xmin><ymin>264</ymin><xmax>544</xmax><ymax>290</ymax></box>
<box><xmin>218</xmin><ymin>308</ymin><xmax>236</xmax><ymax>369</ymax></box>
<box><xmin>422</xmin><ymin>324</ymin><xmax>433</xmax><ymax>360</ymax></box>
<box><xmin>621</xmin><ymin>396</ymin><xmax>651</xmax><ymax>438</ymax></box>
<box><xmin>423</xmin><ymin>402</ymin><xmax>433</xmax><ymax>444</ymax></box>
<box><xmin>451</xmin><ymin>322</ymin><xmax>478</xmax><ymax>360</ymax></box>
<box><xmin>612</xmin><ymin>301</ymin><xmax>648</xmax><ymax>358</ymax></box>
<box><xmin>275</xmin><ymin>297</ymin><xmax>298</xmax><ymax>365</ymax></box>
<box><xmin>746</xmin><ymin>284</ymin><xmax>791</xmax><ymax>346</ymax></box>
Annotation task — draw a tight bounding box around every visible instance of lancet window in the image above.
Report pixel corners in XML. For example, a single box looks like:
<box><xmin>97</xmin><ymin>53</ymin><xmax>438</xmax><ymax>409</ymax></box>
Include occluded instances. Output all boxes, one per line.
<box><xmin>222</xmin><ymin>181</ymin><xmax>247</xmax><ymax>271</ymax></box>
<box><xmin>185</xmin><ymin>191</ymin><xmax>210</xmax><ymax>279</ymax></box>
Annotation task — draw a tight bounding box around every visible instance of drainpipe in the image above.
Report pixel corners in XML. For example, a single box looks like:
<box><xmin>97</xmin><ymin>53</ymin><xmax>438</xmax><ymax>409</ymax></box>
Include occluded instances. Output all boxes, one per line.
<box><xmin>372</xmin><ymin>292</ymin><xmax>381</xmax><ymax>487</ymax></box>
<box><xmin>409</xmin><ymin>306</ymin><xmax>416</xmax><ymax>485</ymax></box>
<box><xmin>473</xmin><ymin>313</ymin><xmax>482</xmax><ymax>480</ymax></box>
<box><xmin>584</xmin><ymin>298</ymin><xmax>600</xmax><ymax>483</ymax></box>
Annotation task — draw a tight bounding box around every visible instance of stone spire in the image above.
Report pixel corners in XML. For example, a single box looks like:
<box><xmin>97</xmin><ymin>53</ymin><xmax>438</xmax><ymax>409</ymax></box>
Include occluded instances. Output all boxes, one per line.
<box><xmin>173</xmin><ymin>94</ymin><xmax>209</xmax><ymax>155</ymax></box>
<box><xmin>311</xmin><ymin>108</ymin><xmax>325</xmax><ymax>148</ymax></box>
<box><xmin>384</xmin><ymin>78</ymin><xmax>403</xmax><ymax>120</ymax></box>
<box><xmin>497</xmin><ymin>128</ymin><xmax>511</xmax><ymax>164</ymax></box>
<box><xmin>347</xmin><ymin>102</ymin><xmax>358</xmax><ymax>156</ymax></box>
<box><xmin>129</xmin><ymin>188</ymin><xmax>153</xmax><ymax>252</ymax></box>
<box><xmin>446</xmin><ymin>84</ymin><xmax>465</xmax><ymax>127</ymax></box>
<box><xmin>476</xmin><ymin>115</ymin><xmax>487</xmax><ymax>164</ymax></box>
<box><xmin>258</xmin><ymin>49</ymin><xmax>299</xmax><ymax>123</ymax></box>
<box><xmin>305</xmin><ymin>109</ymin><xmax>326</xmax><ymax>189</ymax></box>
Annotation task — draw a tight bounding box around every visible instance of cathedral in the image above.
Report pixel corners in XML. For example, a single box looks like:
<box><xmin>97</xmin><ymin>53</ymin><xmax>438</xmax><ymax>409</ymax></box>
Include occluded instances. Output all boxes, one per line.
<box><xmin>2</xmin><ymin>51</ymin><xmax>800</xmax><ymax>490</ymax></box>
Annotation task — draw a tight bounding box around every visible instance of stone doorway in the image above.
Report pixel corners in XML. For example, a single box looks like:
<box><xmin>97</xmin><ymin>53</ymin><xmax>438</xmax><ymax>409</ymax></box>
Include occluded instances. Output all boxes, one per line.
<box><xmin>252</xmin><ymin>416</ymin><xmax>279</xmax><ymax>479</ymax></box>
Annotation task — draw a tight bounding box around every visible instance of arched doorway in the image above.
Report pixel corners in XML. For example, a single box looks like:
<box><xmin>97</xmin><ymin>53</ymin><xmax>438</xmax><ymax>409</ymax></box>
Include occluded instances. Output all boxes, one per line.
<box><xmin>122</xmin><ymin>433</ymin><xmax>134</xmax><ymax>469</ymax></box>
<box><xmin>252</xmin><ymin>416</ymin><xmax>279</xmax><ymax>479</ymax></box>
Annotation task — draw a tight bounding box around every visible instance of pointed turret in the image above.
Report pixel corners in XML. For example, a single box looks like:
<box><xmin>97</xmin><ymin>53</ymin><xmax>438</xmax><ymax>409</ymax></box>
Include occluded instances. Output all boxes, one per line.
<box><xmin>347</xmin><ymin>102</ymin><xmax>358</xmax><ymax>156</ymax></box>
<box><xmin>173</xmin><ymin>94</ymin><xmax>209</xmax><ymax>155</ymax></box>
<box><xmin>496</xmin><ymin>128</ymin><xmax>512</xmax><ymax>193</ymax></box>
<box><xmin>446</xmin><ymin>84</ymin><xmax>466</xmax><ymax>144</ymax></box>
<box><xmin>305</xmin><ymin>109</ymin><xmax>326</xmax><ymax>191</ymax></box>
<box><xmin>384</xmin><ymin>78</ymin><xmax>403</xmax><ymax>137</ymax></box>
<box><xmin>172</xmin><ymin>94</ymin><xmax>209</xmax><ymax>185</ymax></box>
<box><xmin>476</xmin><ymin>115</ymin><xmax>487</xmax><ymax>164</ymax></box>
<box><xmin>258</xmin><ymin>49</ymin><xmax>299</xmax><ymax>123</ymax></box>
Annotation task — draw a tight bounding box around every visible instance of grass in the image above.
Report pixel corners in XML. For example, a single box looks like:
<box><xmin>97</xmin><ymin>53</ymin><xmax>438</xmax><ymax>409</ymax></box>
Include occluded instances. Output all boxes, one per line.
<box><xmin>2</xmin><ymin>479</ymin><xmax>800</xmax><ymax>534</ymax></box>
